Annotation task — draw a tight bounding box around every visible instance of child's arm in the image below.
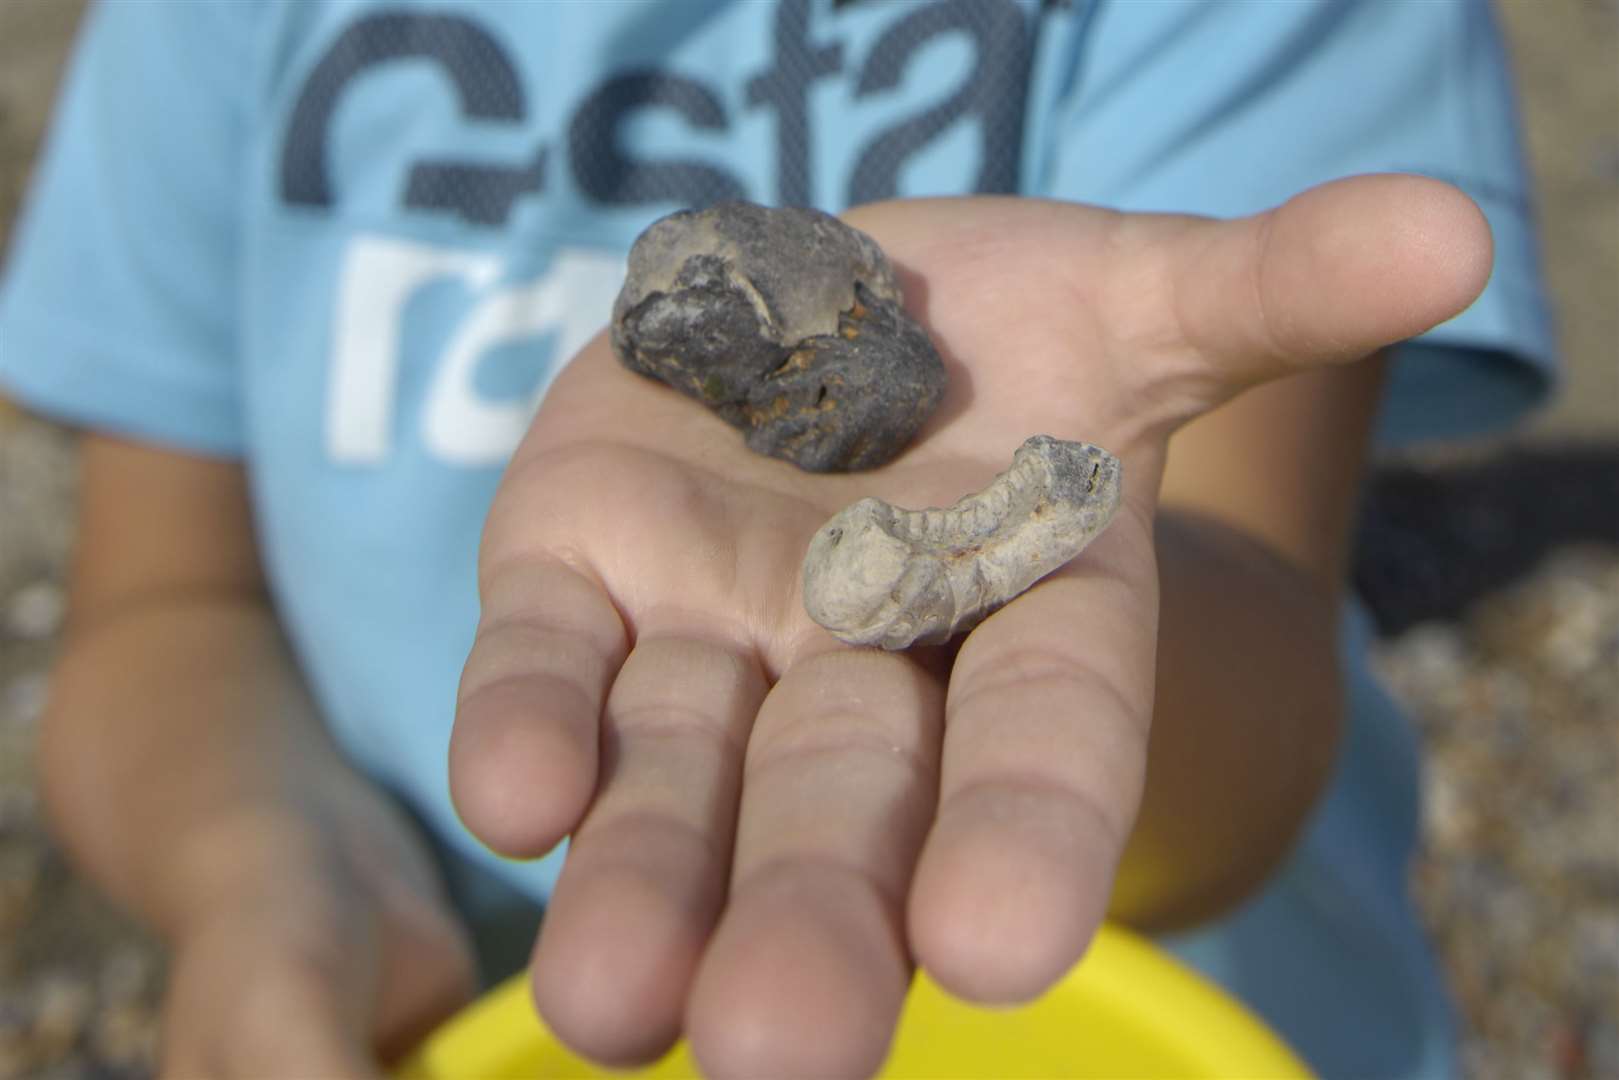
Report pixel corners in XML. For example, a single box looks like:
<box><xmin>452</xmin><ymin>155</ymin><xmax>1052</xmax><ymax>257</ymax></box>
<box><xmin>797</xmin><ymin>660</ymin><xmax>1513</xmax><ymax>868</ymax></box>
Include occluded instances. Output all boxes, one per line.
<box><xmin>1115</xmin><ymin>354</ymin><xmax>1387</xmax><ymax>928</ymax></box>
<box><xmin>38</xmin><ymin>435</ymin><xmax>474</xmax><ymax>1077</ymax></box>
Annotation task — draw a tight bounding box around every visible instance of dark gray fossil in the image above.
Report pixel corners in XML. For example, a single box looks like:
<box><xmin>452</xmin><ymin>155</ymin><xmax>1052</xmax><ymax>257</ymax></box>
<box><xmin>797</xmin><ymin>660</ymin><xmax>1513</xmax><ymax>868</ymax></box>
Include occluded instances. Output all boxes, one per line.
<box><xmin>610</xmin><ymin>201</ymin><xmax>946</xmax><ymax>472</ymax></box>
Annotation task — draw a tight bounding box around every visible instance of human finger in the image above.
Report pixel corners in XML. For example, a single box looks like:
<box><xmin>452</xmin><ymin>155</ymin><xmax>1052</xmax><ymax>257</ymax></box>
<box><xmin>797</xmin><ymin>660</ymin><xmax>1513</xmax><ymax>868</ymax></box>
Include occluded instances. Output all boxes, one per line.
<box><xmin>843</xmin><ymin>176</ymin><xmax>1490</xmax><ymax>446</ymax></box>
<box><xmin>219</xmin><ymin>963</ymin><xmax>380</xmax><ymax>1079</ymax></box>
<box><xmin>1162</xmin><ymin>172</ymin><xmax>1493</xmax><ymax>396</ymax></box>
<box><xmin>370</xmin><ymin>886</ymin><xmax>479</xmax><ymax>1064</ymax></box>
<box><xmin>685</xmin><ymin>647</ymin><xmax>945</xmax><ymax>1080</ymax></box>
<box><xmin>449</xmin><ymin>559</ymin><xmax>628</xmax><ymax>857</ymax></box>
<box><xmin>532</xmin><ymin>632</ymin><xmax>767</xmax><ymax>1065</ymax></box>
<box><xmin>908</xmin><ymin>509</ymin><xmax>1157</xmax><ymax>1003</ymax></box>
<box><xmin>161</xmin><ymin>916</ymin><xmax>381</xmax><ymax>1079</ymax></box>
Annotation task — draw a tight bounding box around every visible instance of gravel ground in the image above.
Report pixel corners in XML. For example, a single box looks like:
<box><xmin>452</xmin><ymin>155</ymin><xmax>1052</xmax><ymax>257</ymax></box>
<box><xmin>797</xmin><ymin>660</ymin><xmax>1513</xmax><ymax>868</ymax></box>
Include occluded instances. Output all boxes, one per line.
<box><xmin>1385</xmin><ymin>552</ymin><xmax>1619</xmax><ymax>1080</ymax></box>
<box><xmin>1</xmin><ymin>2</ymin><xmax>1615</xmax><ymax>1078</ymax></box>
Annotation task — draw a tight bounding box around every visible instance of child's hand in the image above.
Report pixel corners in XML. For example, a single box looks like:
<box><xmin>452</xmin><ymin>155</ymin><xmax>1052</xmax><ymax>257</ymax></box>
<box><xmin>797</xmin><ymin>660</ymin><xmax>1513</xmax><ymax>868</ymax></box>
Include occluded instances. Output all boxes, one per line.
<box><xmin>155</xmin><ymin>799</ymin><xmax>476</xmax><ymax>1078</ymax></box>
<box><xmin>449</xmin><ymin>175</ymin><xmax>1489</xmax><ymax>1077</ymax></box>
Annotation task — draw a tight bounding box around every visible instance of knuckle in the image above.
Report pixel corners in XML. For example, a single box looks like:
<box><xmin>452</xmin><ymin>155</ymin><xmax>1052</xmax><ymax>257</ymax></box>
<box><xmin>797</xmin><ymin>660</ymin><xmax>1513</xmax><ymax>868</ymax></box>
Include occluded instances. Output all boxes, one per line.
<box><xmin>458</xmin><ymin>619</ymin><xmax>612</xmax><ymax>706</ymax></box>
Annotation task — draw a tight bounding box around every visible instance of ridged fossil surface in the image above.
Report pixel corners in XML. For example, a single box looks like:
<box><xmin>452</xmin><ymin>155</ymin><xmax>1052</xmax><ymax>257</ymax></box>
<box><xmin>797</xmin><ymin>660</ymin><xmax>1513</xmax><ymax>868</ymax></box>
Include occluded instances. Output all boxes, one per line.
<box><xmin>611</xmin><ymin>201</ymin><xmax>945</xmax><ymax>472</ymax></box>
<box><xmin>803</xmin><ymin>436</ymin><xmax>1123</xmax><ymax>650</ymax></box>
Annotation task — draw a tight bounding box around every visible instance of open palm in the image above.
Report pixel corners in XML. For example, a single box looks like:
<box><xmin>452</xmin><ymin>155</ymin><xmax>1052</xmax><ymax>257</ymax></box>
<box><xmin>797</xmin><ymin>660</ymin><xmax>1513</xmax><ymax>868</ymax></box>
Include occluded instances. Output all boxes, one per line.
<box><xmin>449</xmin><ymin>176</ymin><xmax>1489</xmax><ymax>1078</ymax></box>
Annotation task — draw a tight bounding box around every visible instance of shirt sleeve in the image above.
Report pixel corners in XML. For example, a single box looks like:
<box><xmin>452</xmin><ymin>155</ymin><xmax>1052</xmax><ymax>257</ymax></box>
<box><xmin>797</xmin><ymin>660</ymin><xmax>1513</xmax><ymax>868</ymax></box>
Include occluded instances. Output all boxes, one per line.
<box><xmin>1040</xmin><ymin>0</ymin><xmax>1556</xmax><ymax>446</ymax></box>
<box><xmin>0</xmin><ymin>0</ymin><xmax>260</xmax><ymax>456</ymax></box>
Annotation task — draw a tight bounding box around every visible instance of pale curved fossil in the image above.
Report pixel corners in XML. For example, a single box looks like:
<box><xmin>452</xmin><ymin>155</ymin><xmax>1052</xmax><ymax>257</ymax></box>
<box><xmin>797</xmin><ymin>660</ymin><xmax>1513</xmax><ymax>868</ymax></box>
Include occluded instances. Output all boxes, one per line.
<box><xmin>801</xmin><ymin>436</ymin><xmax>1122</xmax><ymax>650</ymax></box>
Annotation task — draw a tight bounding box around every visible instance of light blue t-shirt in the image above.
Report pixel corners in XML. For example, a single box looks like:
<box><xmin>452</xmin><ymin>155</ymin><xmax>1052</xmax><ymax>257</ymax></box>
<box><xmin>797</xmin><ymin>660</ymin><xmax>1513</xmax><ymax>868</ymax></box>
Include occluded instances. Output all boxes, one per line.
<box><xmin>0</xmin><ymin>2</ymin><xmax>1554</xmax><ymax>1076</ymax></box>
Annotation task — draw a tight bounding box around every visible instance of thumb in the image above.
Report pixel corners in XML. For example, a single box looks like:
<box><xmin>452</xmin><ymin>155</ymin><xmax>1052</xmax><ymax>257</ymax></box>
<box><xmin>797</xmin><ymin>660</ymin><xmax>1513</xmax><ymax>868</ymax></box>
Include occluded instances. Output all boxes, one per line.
<box><xmin>224</xmin><ymin>961</ymin><xmax>383</xmax><ymax>1079</ymax></box>
<box><xmin>1172</xmin><ymin>172</ymin><xmax>1494</xmax><ymax>387</ymax></box>
<box><xmin>371</xmin><ymin>884</ymin><xmax>480</xmax><ymax>1065</ymax></box>
<box><xmin>161</xmin><ymin>921</ymin><xmax>382</xmax><ymax>1079</ymax></box>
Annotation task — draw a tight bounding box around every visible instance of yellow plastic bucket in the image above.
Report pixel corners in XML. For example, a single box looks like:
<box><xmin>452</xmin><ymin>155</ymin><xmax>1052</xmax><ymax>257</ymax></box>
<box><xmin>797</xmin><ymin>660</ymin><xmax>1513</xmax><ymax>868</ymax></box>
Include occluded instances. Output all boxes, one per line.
<box><xmin>399</xmin><ymin>922</ymin><xmax>1312</xmax><ymax>1079</ymax></box>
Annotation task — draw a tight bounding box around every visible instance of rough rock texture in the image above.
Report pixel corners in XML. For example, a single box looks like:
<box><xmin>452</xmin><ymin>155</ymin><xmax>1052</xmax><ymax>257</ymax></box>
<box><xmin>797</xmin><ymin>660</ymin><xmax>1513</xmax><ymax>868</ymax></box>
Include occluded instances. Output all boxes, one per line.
<box><xmin>803</xmin><ymin>436</ymin><xmax>1121</xmax><ymax>649</ymax></box>
<box><xmin>611</xmin><ymin>201</ymin><xmax>945</xmax><ymax>472</ymax></box>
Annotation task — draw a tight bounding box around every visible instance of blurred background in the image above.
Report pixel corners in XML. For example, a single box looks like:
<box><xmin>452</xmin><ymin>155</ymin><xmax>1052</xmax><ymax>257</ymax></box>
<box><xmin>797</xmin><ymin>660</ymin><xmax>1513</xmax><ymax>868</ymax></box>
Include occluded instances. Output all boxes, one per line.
<box><xmin>0</xmin><ymin>1</ymin><xmax>1614</xmax><ymax>1077</ymax></box>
